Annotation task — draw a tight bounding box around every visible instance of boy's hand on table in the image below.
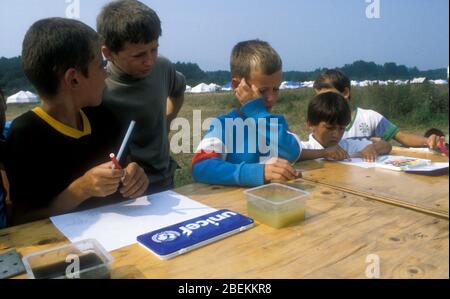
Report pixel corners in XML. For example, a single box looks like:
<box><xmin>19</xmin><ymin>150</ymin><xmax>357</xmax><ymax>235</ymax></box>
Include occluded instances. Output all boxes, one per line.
<box><xmin>426</xmin><ymin>134</ymin><xmax>440</xmax><ymax>150</ymax></box>
<box><xmin>235</xmin><ymin>78</ymin><xmax>261</xmax><ymax>106</ymax></box>
<box><xmin>120</xmin><ymin>162</ymin><xmax>149</xmax><ymax>198</ymax></box>
<box><xmin>352</xmin><ymin>144</ymin><xmax>378</xmax><ymax>162</ymax></box>
<box><xmin>80</xmin><ymin>161</ymin><xmax>124</xmax><ymax>197</ymax></box>
<box><xmin>323</xmin><ymin>145</ymin><xmax>351</xmax><ymax>161</ymax></box>
<box><xmin>264</xmin><ymin>158</ymin><xmax>301</xmax><ymax>183</ymax></box>
<box><xmin>370</xmin><ymin>137</ymin><xmax>382</xmax><ymax>143</ymax></box>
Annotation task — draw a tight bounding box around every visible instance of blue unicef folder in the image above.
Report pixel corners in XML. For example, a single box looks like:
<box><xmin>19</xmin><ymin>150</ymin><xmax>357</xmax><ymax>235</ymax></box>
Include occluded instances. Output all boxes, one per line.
<box><xmin>137</xmin><ymin>209</ymin><xmax>254</xmax><ymax>260</ymax></box>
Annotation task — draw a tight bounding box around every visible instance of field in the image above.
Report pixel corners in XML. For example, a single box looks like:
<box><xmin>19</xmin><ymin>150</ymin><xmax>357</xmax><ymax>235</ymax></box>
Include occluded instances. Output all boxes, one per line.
<box><xmin>5</xmin><ymin>84</ymin><xmax>449</xmax><ymax>188</ymax></box>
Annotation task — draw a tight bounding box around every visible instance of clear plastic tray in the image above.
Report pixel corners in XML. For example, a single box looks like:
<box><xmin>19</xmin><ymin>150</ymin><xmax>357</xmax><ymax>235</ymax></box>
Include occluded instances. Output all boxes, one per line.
<box><xmin>22</xmin><ymin>239</ymin><xmax>112</xmax><ymax>279</ymax></box>
<box><xmin>244</xmin><ymin>183</ymin><xmax>310</xmax><ymax>228</ymax></box>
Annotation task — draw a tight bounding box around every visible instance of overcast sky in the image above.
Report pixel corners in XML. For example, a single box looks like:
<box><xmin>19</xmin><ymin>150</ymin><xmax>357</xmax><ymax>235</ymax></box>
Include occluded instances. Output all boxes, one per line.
<box><xmin>0</xmin><ymin>0</ymin><xmax>448</xmax><ymax>71</ymax></box>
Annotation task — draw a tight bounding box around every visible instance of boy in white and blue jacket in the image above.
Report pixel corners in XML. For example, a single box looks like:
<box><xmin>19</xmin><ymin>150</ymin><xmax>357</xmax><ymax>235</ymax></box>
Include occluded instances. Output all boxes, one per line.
<box><xmin>192</xmin><ymin>40</ymin><xmax>302</xmax><ymax>187</ymax></box>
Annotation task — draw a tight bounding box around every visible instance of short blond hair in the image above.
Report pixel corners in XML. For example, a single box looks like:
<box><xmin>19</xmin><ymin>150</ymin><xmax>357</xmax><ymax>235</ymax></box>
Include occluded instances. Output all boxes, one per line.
<box><xmin>230</xmin><ymin>40</ymin><xmax>282</xmax><ymax>79</ymax></box>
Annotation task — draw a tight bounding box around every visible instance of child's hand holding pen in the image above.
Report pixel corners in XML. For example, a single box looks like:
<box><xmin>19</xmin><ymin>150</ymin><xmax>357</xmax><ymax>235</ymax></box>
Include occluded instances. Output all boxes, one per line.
<box><xmin>120</xmin><ymin>162</ymin><xmax>149</xmax><ymax>198</ymax></box>
<box><xmin>108</xmin><ymin>120</ymin><xmax>148</xmax><ymax>198</ymax></box>
<box><xmin>78</xmin><ymin>161</ymin><xmax>124</xmax><ymax>198</ymax></box>
<box><xmin>110</xmin><ymin>153</ymin><xmax>149</xmax><ymax>198</ymax></box>
<box><xmin>264</xmin><ymin>157</ymin><xmax>301</xmax><ymax>183</ymax></box>
<box><xmin>323</xmin><ymin>145</ymin><xmax>351</xmax><ymax>161</ymax></box>
<box><xmin>426</xmin><ymin>134</ymin><xmax>441</xmax><ymax>150</ymax></box>
<box><xmin>438</xmin><ymin>136</ymin><xmax>449</xmax><ymax>157</ymax></box>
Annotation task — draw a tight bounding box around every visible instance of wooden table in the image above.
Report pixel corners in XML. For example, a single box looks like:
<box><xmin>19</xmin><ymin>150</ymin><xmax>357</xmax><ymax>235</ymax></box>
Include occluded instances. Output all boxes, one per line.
<box><xmin>298</xmin><ymin>147</ymin><xmax>449</xmax><ymax>218</ymax></box>
<box><xmin>1</xmin><ymin>180</ymin><xmax>448</xmax><ymax>279</ymax></box>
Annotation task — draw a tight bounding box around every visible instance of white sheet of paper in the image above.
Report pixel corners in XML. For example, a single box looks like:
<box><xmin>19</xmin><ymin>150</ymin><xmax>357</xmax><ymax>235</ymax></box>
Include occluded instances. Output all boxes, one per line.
<box><xmin>338</xmin><ymin>155</ymin><xmax>445</xmax><ymax>172</ymax></box>
<box><xmin>50</xmin><ymin>191</ymin><xmax>216</xmax><ymax>252</ymax></box>
<box><xmin>404</xmin><ymin>162</ymin><xmax>449</xmax><ymax>172</ymax></box>
<box><xmin>338</xmin><ymin>158</ymin><xmax>377</xmax><ymax>169</ymax></box>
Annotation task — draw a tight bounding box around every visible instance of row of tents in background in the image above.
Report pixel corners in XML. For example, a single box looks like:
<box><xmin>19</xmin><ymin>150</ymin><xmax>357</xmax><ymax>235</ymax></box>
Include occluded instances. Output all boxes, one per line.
<box><xmin>5</xmin><ymin>77</ymin><xmax>449</xmax><ymax>103</ymax></box>
<box><xmin>186</xmin><ymin>77</ymin><xmax>448</xmax><ymax>94</ymax></box>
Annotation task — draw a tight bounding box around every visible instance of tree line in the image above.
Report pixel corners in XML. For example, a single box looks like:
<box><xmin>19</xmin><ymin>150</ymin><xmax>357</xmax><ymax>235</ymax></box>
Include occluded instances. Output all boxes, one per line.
<box><xmin>0</xmin><ymin>56</ymin><xmax>447</xmax><ymax>96</ymax></box>
<box><xmin>177</xmin><ymin>60</ymin><xmax>447</xmax><ymax>86</ymax></box>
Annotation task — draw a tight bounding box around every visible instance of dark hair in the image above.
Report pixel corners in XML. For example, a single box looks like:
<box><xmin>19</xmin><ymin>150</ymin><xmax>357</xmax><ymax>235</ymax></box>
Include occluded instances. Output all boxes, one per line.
<box><xmin>313</xmin><ymin>69</ymin><xmax>351</xmax><ymax>93</ymax></box>
<box><xmin>308</xmin><ymin>92</ymin><xmax>352</xmax><ymax>126</ymax></box>
<box><xmin>22</xmin><ymin>18</ymin><xmax>101</xmax><ymax>98</ymax></box>
<box><xmin>97</xmin><ymin>0</ymin><xmax>162</xmax><ymax>53</ymax></box>
<box><xmin>230</xmin><ymin>39</ymin><xmax>282</xmax><ymax>79</ymax></box>
<box><xmin>424</xmin><ymin>128</ymin><xmax>445</xmax><ymax>138</ymax></box>
<box><xmin>0</xmin><ymin>88</ymin><xmax>6</xmax><ymax>135</ymax></box>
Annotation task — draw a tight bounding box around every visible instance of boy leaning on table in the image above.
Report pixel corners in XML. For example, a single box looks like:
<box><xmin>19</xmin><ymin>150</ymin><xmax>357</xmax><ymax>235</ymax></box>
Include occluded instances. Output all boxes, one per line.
<box><xmin>4</xmin><ymin>18</ymin><xmax>149</xmax><ymax>226</ymax></box>
<box><xmin>313</xmin><ymin>69</ymin><xmax>442</xmax><ymax>150</ymax></box>
<box><xmin>299</xmin><ymin>92</ymin><xmax>392</xmax><ymax>162</ymax></box>
<box><xmin>192</xmin><ymin>40</ymin><xmax>302</xmax><ymax>187</ymax></box>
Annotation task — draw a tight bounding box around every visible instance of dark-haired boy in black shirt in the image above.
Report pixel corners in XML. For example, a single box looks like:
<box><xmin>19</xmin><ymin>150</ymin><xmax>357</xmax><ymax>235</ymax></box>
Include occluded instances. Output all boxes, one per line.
<box><xmin>5</xmin><ymin>18</ymin><xmax>149</xmax><ymax>225</ymax></box>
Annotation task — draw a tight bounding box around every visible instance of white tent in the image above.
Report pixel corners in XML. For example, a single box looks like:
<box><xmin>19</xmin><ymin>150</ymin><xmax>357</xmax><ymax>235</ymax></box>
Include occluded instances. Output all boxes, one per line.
<box><xmin>208</xmin><ymin>83</ymin><xmax>222</xmax><ymax>92</ymax></box>
<box><xmin>280</xmin><ymin>81</ymin><xmax>301</xmax><ymax>89</ymax></box>
<box><xmin>351</xmin><ymin>80</ymin><xmax>360</xmax><ymax>87</ymax></box>
<box><xmin>430</xmin><ymin>79</ymin><xmax>448</xmax><ymax>85</ymax></box>
<box><xmin>358</xmin><ymin>80</ymin><xmax>370</xmax><ymax>87</ymax></box>
<box><xmin>301</xmin><ymin>81</ymin><xmax>314</xmax><ymax>88</ymax></box>
<box><xmin>185</xmin><ymin>85</ymin><xmax>192</xmax><ymax>93</ymax></box>
<box><xmin>394</xmin><ymin>80</ymin><xmax>409</xmax><ymax>85</ymax></box>
<box><xmin>221</xmin><ymin>82</ymin><xmax>232</xmax><ymax>91</ymax></box>
<box><xmin>190</xmin><ymin>83</ymin><xmax>215</xmax><ymax>93</ymax></box>
<box><xmin>410</xmin><ymin>77</ymin><xmax>427</xmax><ymax>84</ymax></box>
<box><xmin>6</xmin><ymin>91</ymin><xmax>39</xmax><ymax>104</ymax></box>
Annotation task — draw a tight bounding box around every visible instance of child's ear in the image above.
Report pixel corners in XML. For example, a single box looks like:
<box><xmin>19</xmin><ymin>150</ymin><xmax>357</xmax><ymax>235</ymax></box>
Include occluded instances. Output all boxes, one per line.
<box><xmin>63</xmin><ymin>68</ymin><xmax>80</xmax><ymax>89</ymax></box>
<box><xmin>101</xmin><ymin>46</ymin><xmax>114</xmax><ymax>62</ymax></box>
<box><xmin>343</xmin><ymin>87</ymin><xmax>351</xmax><ymax>101</ymax></box>
<box><xmin>231</xmin><ymin>78</ymin><xmax>241</xmax><ymax>90</ymax></box>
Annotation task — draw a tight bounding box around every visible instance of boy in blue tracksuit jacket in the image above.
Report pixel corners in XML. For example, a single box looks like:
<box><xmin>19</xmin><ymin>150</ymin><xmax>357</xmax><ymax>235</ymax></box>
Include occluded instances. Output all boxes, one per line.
<box><xmin>192</xmin><ymin>40</ymin><xmax>302</xmax><ymax>187</ymax></box>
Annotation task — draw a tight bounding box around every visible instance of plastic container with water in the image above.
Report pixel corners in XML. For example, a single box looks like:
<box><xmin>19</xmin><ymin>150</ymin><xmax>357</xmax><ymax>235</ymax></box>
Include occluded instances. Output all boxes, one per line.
<box><xmin>244</xmin><ymin>183</ymin><xmax>310</xmax><ymax>228</ymax></box>
<box><xmin>22</xmin><ymin>239</ymin><xmax>112</xmax><ymax>279</ymax></box>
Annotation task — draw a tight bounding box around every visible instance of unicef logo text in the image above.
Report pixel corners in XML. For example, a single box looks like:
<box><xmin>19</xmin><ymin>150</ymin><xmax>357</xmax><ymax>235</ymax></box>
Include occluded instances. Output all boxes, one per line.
<box><xmin>151</xmin><ymin>231</ymin><xmax>181</xmax><ymax>243</ymax></box>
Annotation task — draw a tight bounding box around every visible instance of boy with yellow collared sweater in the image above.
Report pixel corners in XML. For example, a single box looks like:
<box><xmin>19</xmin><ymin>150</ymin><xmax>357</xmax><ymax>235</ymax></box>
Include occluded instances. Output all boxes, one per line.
<box><xmin>192</xmin><ymin>40</ymin><xmax>302</xmax><ymax>187</ymax></box>
<box><xmin>4</xmin><ymin>18</ymin><xmax>148</xmax><ymax>225</ymax></box>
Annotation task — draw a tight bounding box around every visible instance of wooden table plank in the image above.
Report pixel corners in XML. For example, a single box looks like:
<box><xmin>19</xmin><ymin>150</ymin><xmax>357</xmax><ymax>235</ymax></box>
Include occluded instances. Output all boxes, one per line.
<box><xmin>298</xmin><ymin>147</ymin><xmax>449</xmax><ymax>218</ymax></box>
<box><xmin>1</xmin><ymin>181</ymin><xmax>447</xmax><ymax>279</ymax></box>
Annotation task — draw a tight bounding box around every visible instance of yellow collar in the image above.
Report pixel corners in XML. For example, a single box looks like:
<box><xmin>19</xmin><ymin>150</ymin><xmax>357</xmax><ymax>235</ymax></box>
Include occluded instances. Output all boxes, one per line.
<box><xmin>32</xmin><ymin>107</ymin><xmax>92</xmax><ymax>139</ymax></box>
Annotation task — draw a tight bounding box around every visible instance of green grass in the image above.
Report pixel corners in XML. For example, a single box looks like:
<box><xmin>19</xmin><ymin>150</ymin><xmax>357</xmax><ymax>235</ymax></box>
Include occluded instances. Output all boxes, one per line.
<box><xmin>351</xmin><ymin>83</ymin><xmax>449</xmax><ymax>128</ymax></box>
<box><xmin>5</xmin><ymin>103</ymin><xmax>38</xmax><ymax>121</ymax></box>
<box><xmin>6</xmin><ymin>84</ymin><xmax>449</xmax><ymax>188</ymax></box>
